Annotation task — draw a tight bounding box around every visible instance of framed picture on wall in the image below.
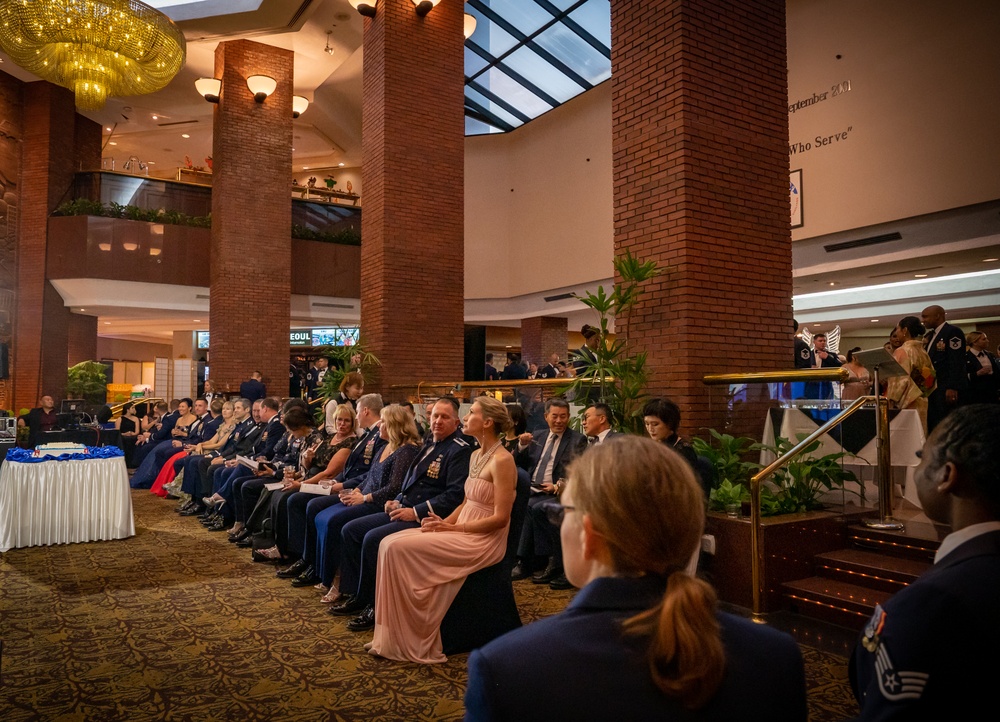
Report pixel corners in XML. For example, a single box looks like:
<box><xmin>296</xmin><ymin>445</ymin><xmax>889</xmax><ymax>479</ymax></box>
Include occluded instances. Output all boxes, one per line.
<box><xmin>790</xmin><ymin>169</ymin><xmax>803</xmax><ymax>229</ymax></box>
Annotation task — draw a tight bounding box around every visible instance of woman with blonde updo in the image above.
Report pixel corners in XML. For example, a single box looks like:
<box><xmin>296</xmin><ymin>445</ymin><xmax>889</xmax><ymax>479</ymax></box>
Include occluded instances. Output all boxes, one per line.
<box><xmin>367</xmin><ymin>396</ymin><xmax>517</xmax><ymax>664</ymax></box>
<box><xmin>465</xmin><ymin>436</ymin><xmax>807</xmax><ymax>721</ymax></box>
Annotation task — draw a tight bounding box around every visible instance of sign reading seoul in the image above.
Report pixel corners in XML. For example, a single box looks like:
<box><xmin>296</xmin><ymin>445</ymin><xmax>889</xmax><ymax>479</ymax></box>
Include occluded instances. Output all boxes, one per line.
<box><xmin>197</xmin><ymin>327</ymin><xmax>359</xmax><ymax>349</ymax></box>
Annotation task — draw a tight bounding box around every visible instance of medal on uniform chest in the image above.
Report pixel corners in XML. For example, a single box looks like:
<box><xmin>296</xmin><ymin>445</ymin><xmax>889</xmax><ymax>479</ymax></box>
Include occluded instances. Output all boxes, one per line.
<box><xmin>861</xmin><ymin>604</ymin><xmax>886</xmax><ymax>652</ymax></box>
<box><xmin>936</xmin><ymin>340</ymin><xmax>946</xmax><ymax>351</ymax></box>
<box><xmin>428</xmin><ymin>455</ymin><xmax>443</xmax><ymax>479</ymax></box>
<box><xmin>364</xmin><ymin>438</ymin><xmax>375</xmax><ymax>463</ymax></box>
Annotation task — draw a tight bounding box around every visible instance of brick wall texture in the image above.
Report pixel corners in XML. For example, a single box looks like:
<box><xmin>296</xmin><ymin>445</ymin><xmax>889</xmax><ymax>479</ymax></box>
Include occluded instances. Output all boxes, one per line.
<box><xmin>611</xmin><ymin>0</ymin><xmax>791</xmax><ymax>435</ymax></box>
<box><xmin>521</xmin><ymin>316</ymin><xmax>568</xmax><ymax>367</ymax></box>
<box><xmin>359</xmin><ymin>0</ymin><xmax>465</xmax><ymax>394</ymax></box>
<box><xmin>210</xmin><ymin>40</ymin><xmax>293</xmax><ymax>396</ymax></box>
<box><xmin>68</xmin><ymin>313</ymin><xmax>98</xmax><ymax>366</ymax></box>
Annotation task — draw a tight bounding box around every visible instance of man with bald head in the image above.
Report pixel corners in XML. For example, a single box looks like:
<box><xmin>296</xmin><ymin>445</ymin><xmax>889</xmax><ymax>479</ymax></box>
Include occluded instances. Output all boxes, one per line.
<box><xmin>921</xmin><ymin>305</ymin><xmax>967</xmax><ymax>431</ymax></box>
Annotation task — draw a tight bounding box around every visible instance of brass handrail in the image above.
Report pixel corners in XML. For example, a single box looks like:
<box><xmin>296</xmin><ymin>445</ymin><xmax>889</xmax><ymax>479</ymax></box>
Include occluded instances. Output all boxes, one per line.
<box><xmin>703</xmin><ymin>368</ymin><xmax>851</xmax><ymax>385</ymax></box>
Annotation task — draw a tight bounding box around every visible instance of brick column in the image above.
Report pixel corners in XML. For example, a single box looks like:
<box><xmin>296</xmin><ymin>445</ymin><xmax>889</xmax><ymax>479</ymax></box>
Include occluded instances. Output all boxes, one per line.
<box><xmin>68</xmin><ymin>313</ymin><xmax>98</xmax><ymax>366</ymax></box>
<box><xmin>359</xmin><ymin>0</ymin><xmax>465</xmax><ymax>392</ymax></box>
<box><xmin>209</xmin><ymin>40</ymin><xmax>293</xmax><ymax>396</ymax></box>
<box><xmin>611</xmin><ymin>0</ymin><xmax>791</xmax><ymax>434</ymax></box>
<box><xmin>521</xmin><ymin>316</ymin><xmax>568</xmax><ymax>367</ymax></box>
<box><xmin>12</xmin><ymin>82</ymin><xmax>78</xmax><ymax>408</ymax></box>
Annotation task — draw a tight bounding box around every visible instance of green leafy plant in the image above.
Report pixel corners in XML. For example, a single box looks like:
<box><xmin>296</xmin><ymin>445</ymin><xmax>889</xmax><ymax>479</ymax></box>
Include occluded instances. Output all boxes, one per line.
<box><xmin>311</xmin><ymin>335</ymin><xmax>381</xmax><ymax>424</ymax></box>
<box><xmin>709</xmin><ymin>479</ymin><xmax>749</xmax><ymax>509</ymax></box>
<box><xmin>755</xmin><ymin>435</ymin><xmax>859</xmax><ymax>515</ymax></box>
<box><xmin>692</xmin><ymin>429</ymin><xmax>761</xmax><ymax>490</ymax></box>
<box><xmin>566</xmin><ymin>250</ymin><xmax>665</xmax><ymax>434</ymax></box>
<box><xmin>66</xmin><ymin>360</ymin><xmax>108</xmax><ymax>404</ymax></box>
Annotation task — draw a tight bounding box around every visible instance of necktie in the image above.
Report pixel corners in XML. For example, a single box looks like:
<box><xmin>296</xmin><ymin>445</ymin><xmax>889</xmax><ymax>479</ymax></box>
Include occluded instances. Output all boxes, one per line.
<box><xmin>534</xmin><ymin>434</ymin><xmax>558</xmax><ymax>486</ymax></box>
<box><xmin>588</xmin><ymin>435</ymin><xmax>598</xmax><ymax>445</ymax></box>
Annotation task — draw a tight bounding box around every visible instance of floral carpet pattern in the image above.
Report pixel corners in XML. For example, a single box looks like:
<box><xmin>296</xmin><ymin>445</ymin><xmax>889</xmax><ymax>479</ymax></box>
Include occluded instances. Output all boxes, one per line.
<box><xmin>1</xmin><ymin>490</ymin><xmax>858</xmax><ymax>720</ymax></box>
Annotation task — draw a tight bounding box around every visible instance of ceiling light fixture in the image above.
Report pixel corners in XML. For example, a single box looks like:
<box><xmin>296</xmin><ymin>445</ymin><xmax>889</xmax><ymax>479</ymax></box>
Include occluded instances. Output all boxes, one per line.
<box><xmin>348</xmin><ymin>0</ymin><xmax>377</xmax><ymax>18</ymax></box>
<box><xmin>914</xmin><ymin>274</ymin><xmax>928</xmax><ymax>278</ymax></box>
<box><xmin>246</xmin><ymin>74</ymin><xmax>277</xmax><ymax>103</ymax></box>
<box><xmin>870</xmin><ymin>319</ymin><xmax>879</xmax><ymax>323</ymax></box>
<box><xmin>195</xmin><ymin>77</ymin><xmax>222</xmax><ymax>103</ymax></box>
<box><xmin>0</xmin><ymin>0</ymin><xmax>186</xmax><ymax>110</ymax></box>
<box><xmin>464</xmin><ymin>13</ymin><xmax>477</xmax><ymax>39</ymax></box>
<box><xmin>338</xmin><ymin>162</ymin><xmax>345</xmax><ymax>167</ymax></box>
<box><xmin>181</xmin><ymin>133</ymin><xmax>190</xmax><ymax>139</ymax></box>
<box><xmin>413</xmin><ymin>0</ymin><xmax>440</xmax><ymax>17</ymax></box>
<box><xmin>324</xmin><ymin>30</ymin><xmax>335</xmax><ymax>56</ymax></box>
<box><xmin>984</xmin><ymin>257</ymin><xmax>999</xmax><ymax>262</ymax></box>
<box><xmin>292</xmin><ymin>95</ymin><xmax>310</xmax><ymax>118</ymax></box>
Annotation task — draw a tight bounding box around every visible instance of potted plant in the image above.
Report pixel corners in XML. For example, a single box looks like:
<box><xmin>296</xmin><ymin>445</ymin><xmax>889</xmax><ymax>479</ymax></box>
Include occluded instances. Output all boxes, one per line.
<box><xmin>66</xmin><ymin>360</ymin><xmax>109</xmax><ymax>404</ymax></box>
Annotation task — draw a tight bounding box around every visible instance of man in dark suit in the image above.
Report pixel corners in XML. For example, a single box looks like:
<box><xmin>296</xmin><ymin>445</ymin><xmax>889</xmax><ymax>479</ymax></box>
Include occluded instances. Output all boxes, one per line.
<box><xmin>23</xmin><ymin>395</ymin><xmax>59</xmax><ymax>448</ymax></box>
<box><xmin>510</xmin><ymin>397</ymin><xmax>587</xmax><ymax>583</ymax></box>
<box><xmin>129</xmin><ymin>400</ymin><xmax>178</xmax><ymax>469</ymax></box>
<box><xmin>964</xmin><ymin>331</ymin><xmax>999</xmax><ymax>404</ymax></box>
<box><xmin>330</xmin><ymin>397</ymin><xmax>474</xmax><ymax>631</ymax></box>
<box><xmin>849</xmin><ymin>404</ymin><xmax>1000</xmax><ymax>719</ymax></box>
<box><xmin>484</xmin><ymin>353</ymin><xmax>499</xmax><ymax>381</ymax></box>
<box><xmin>922</xmin><ymin>305</ymin><xmax>967</xmax><ymax>431</ymax></box>
<box><xmin>792</xmin><ymin>319</ymin><xmax>813</xmax><ymax>399</ymax></box>
<box><xmin>129</xmin><ymin>397</ymin><xmax>215</xmax><ymax>489</ymax></box>
<box><xmin>804</xmin><ymin>332</ymin><xmax>843</xmax><ymax>399</ymax></box>
<box><xmin>305</xmin><ymin>357</ymin><xmax>328</xmax><ymax>402</ymax></box>
<box><xmin>536</xmin><ymin>353</ymin><xmax>559</xmax><ymax>380</ymax></box>
<box><xmin>239</xmin><ymin>371</ymin><xmax>267</xmax><ymax>403</ymax></box>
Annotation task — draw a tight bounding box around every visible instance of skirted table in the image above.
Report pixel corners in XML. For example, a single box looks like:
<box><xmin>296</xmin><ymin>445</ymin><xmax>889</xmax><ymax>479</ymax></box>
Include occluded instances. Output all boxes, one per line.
<box><xmin>0</xmin><ymin>447</ymin><xmax>134</xmax><ymax>553</ymax></box>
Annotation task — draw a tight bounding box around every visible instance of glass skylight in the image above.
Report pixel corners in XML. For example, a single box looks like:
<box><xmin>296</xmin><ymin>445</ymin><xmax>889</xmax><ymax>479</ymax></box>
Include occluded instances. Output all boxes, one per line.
<box><xmin>465</xmin><ymin>0</ymin><xmax>611</xmax><ymax>136</ymax></box>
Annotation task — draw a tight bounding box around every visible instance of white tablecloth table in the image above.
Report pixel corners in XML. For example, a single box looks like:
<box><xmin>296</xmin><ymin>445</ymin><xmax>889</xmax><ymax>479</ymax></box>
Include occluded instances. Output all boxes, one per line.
<box><xmin>0</xmin><ymin>455</ymin><xmax>134</xmax><ymax>552</ymax></box>
<box><xmin>759</xmin><ymin>407</ymin><xmax>925</xmax><ymax>508</ymax></box>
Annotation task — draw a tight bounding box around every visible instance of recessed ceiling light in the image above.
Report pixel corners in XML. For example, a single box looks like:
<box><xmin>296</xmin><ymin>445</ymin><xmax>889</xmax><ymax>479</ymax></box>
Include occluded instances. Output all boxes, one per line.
<box><xmin>193</xmin><ymin>319</ymin><xmax>201</xmax><ymax>322</ymax></box>
<box><xmin>984</xmin><ymin>257</ymin><xmax>999</xmax><ymax>262</ymax></box>
<box><xmin>152</xmin><ymin>114</ymin><xmax>158</xmax><ymax>120</ymax></box>
<box><xmin>147</xmin><ymin>161</ymin><xmax>155</xmax><ymax>164</ymax></box>
<box><xmin>828</xmin><ymin>282</ymin><xmax>836</xmax><ymax>286</ymax></box>
<box><xmin>338</xmin><ymin>162</ymin><xmax>345</xmax><ymax>167</ymax></box>
<box><xmin>104</xmin><ymin>321</ymin><xmax>111</xmax><ymax>325</ymax></box>
<box><xmin>870</xmin><ymin>319</ymin><xmax>879</xmax><ymax>323</ymax></box>
<box><xmin>108</xmin><ymin>141</ymin><xmax>117</xmax><ymax>145</ymax></box>
<box><xmin>303</xmin><ymin>166</ymin><xmax>309</xmax><ymax>170</ymax></box>
<box><xmin>813</xmin><ymin>323</ymin><xmax>821</xmax><ymax>327</ymax></box>
<box><xmin>914</xmin><ymin>274</ymin><xmax>928</xmax><ymax>278</ymax></box>
<box><xmin>181</xmin><ymin>133</ymin><xmax>190</xmax><ymax>138</ymax></box>
<box><xmin>80</xmin><ymin>308</ymin><xmax>85</xmax><ymax>312</ymax></box>
<box><xmin>105</xmin><ymin>126</ymin><xmax>111</xmax><ymax>131</ymax></box>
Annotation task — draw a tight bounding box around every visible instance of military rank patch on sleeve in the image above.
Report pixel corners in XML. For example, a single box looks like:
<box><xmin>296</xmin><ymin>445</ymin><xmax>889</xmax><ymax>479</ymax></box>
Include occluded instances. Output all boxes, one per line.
<box><xmin>874</xmin><ymin>642</ymin><xmax>928</xmax><ymax>701</ymax></box>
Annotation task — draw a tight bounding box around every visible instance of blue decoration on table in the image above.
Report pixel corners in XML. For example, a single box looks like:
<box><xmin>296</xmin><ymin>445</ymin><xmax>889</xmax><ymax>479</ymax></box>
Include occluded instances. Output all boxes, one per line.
<box><xmin>5</xmin><ymin>446</ymin><xmax>125</xmax><ymax>463</ymax></box>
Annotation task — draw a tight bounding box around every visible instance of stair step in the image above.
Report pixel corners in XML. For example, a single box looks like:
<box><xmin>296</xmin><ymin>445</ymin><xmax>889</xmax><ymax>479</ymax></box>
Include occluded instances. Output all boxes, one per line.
<box><xmin>847</xmin><ymin>521</ymin><xmax>944</xmax><ymax>562</ymax></box>
<box><xmin>782</xmin><ymin>577</ymin><xmax>892</xmax><ymax>628</ymax></box>
<box><xmin>813</xmin><ymin>548</ymin><xmax>931</xmax><ymax>593</ymax></box>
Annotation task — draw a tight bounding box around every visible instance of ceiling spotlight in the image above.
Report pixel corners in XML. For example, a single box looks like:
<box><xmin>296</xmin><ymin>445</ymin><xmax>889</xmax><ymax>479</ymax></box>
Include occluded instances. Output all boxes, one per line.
<box><xmin>181</xmin><ymin>133</ymin><xmax>190</xmax><ymax>138</ymax></box>
<box><xmin>324</xmin><ymin>30</ymin><xmax>335</xmax><ymax>56</ymax></box>
<box><xmin>870</xmin><ymin>319</ymin><xmax>879</xmax><ymax>323</ymax></box>
<box><xmin>914</xmin><ymin>273</ymin><xmax>928</xmax><ymax>278</ymax></box>
<box><xmin>464</xmin><ymin>13</ymin><xmax>477</xmax><ymax>39</ymax></box>
<box><xmin>292</xmin><ymin>95</ymin><xmax>309</xmax><ymax>118</ymax></box>
<box><xmin>349</xmin><ymin>0</ymin><xmax>376</xmax><ymax>18</ymax></box>
<box><xmin>151</xmin><ymin>114</ymin><xmax>158</xmax><ymax>120</ymax></box>
<box><xmin>984</xmin><ymin>257</ymin><xmax>999</xmax><ymax>262</ymax></box>
<box><xmin>195</xmin><ymin>77</ymin><xmax>222</xmax><ymax>103</ymax></box>
<box><xmin>246</xmin><ymin>74</ymin><xmax>277</xmax><ymax>103</ymax></box>
<box><xmin>338</xmin><ymin>162</ymin><xmax>345</xmax><ymax>167</ymax></box>
<box><xmin>413</xmin><ymin>0</ymin><xmax>440</xmax><ymax>17</ymax></box>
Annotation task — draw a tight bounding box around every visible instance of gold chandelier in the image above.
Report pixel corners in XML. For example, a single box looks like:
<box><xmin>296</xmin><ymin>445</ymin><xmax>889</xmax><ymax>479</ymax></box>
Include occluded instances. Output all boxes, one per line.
<box><xmin>0</xmin><ymin>0</ymin><xmax>186</xmax><ymax>111</ymax></box>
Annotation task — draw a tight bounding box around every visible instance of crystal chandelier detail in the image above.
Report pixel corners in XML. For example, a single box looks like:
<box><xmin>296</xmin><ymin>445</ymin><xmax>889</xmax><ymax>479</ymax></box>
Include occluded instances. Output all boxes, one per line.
<box><xmin>0</xmin><ymin>0</ymin><xmax>186</xmax><ymax>111</ymax></box>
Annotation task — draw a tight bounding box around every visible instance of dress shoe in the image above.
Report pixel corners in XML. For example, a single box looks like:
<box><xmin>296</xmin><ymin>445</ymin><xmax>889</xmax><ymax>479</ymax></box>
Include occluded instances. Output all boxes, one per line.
<box><xmin>548</xmin><ymin>573</ymin><xmax>574</xmax><ymax>590</ymax></box>
<box><xmin>235</xmin><ymin>536</ymin><xmax>254</xmax><ymax>548</ymax></box>
<box><xmin>179</xmin><ymin>504</ymin><xmax>206</xmax><ymax>517</ymax></box>
<box><xmin>229</xmin><ymin>527</ymin><xmax>252</xmax><ymax>544</ymax></box>
<box><xmin>330</xmin><ymin>596</ymin><xmax>366</xmax><ymax>617</ymax></box>
<box><xmin>532</xmin><ymin>560</ymin><xmax>562</xmax><ymax>585</ymax></box>
<box><xmin>276</xmin><ymin>559</ymin><xmax>308</xmax><ymax>579</ymax></box>
<box><xmin>346</xmin><ymin>606</ymin><xmax>376</xmax><ymax>632</ymax></box>
<box><xmin>206</xmin><ymin>519</ymin><xmax>229</xmax><ymax>532</ymax></box>
<box><xmin>326</xmin><ymin>594</ymin><xmax>355</xmax><ymax>614</ymax></box>
<box><xmin>176</xmin><ymin>501</ymin><xmax>196</xmax><ymax>514</ymax></box>
<box><xmin>510</xmin><ymin>561</ymin><xmax>530</xmax><ymax>581</ymax></box>
<box><xmin>291</xmin><ymin>566</ymin><xmax>321</xmax><ymax>587</ymax></box>
<box><xmin>252</xmin><ymin>547</ymin><xmax>282</xmax><ymax>563</ymax></box>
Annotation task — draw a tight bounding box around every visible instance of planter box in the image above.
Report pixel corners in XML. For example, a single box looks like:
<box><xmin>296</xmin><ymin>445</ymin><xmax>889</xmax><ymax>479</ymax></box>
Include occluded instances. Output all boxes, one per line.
<box><xmin>702</xmin><ymin>506</ymin><xmax>875</xmax><ymax>612</ymax></box>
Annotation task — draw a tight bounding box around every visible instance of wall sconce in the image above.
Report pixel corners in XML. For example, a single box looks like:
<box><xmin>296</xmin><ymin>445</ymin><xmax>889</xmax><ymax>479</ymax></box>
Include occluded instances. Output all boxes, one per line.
<box><xmin>246</xmin><ymin>75</ymin><xmax>277</xmax><ymax>103</ymax></box>
<box><xmin>98</xmin><ymin>241</ymin><xmax>112</xmax><ymax>252</ymax></box>
<box><xmin>195</xmin><ymin>77</ymin><xmax>222</xmax><ymax>103</ymax></box>
<box><xmin>464</xmin><ymin>14</ymin><xmax>477</xmax><ymax>39</ymax></box>
<box><xmin>149</xmin><ymin>224</ymin><xmax>164</xmax><ymax>256</ymax></box>
<box><xmin>348</xmin><ymin>0</ymin><xmax>376</xmax><ymax>18</ymax></box>
<box><xmin>413</xmin><ymin>0</ymin><xmax>440</xmax><ymax>17</ymax></box>
<box><xmin>122</xmin><ymin>240</ymin><xmax>139</xmax><ymax>252</ymax></box>
<box><xmin>292</xmin><ymin>96</ymin><xmax>309</xmax><ymax>118</ymax></box>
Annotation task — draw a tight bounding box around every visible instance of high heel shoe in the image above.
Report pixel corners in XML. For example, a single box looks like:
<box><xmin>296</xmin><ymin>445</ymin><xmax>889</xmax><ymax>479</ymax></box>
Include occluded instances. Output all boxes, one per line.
<box><xmin>320</xmin><ymin>586</ymin><xmax>340</xmax><ymax>603</ymax></box>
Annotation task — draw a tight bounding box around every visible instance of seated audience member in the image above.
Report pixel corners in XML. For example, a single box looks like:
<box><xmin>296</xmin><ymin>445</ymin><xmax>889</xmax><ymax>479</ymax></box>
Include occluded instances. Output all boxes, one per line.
<box><xmin>886</xmin><ymin>316</ymin><xmax>937</xmax><ymax>434</ymax></box>
<box><xmin>500</xmin><ymin>403</ymin><xmax>527</xmax><ymax>452</ymax></box>
<box><xmin>253</xmin><ymin>403</ymin><xmax>358</xmax><ymax>563</ymax></box>
<box><xmin>849</xmin><ymin>404</ymin><xmax>1000</xmax><ymax>719</ymax></box>
<box><xmin>464</xmin><ymin>436</ymin><xmax>808</xmax><ymax>721</ymax></box>
<box><xmin>130</xmin><ymin>399</ymin><xmax>180</xmax><ymax>466</ymax></box>
<box><xmin>130</xmin><ymin>398</ymin><xmax>213</xmax><ymax>489</ymax></box>
<box><xmin>964</xmin><ymin>331</ymin><xmax>999</xmax><ymax>404</ymax></box>
<box><xmin>643</xmin><ymin>397</ymin><xmax>711</xmax><ymax>494</ymax></box>
<box><xmin>368</xmin><ymin>397</ymin><xmax>516</xmax><ymax>663</ymax></box>
<box><xmin>23</xmin><ymin>395</ymin><xmax>59</xmax><ymax>447</ymax></box>
<box><xmin>510</xmin><ymin>398</ymin><xmax>587</xmax><ymax>584</ymax></box>
<box><xmin>325</xmin><ymin>372</ymin><xmax>365</xmax><ymax>432</ymax></box>
<box><xmin>278</xmin><ymin>394</ymin><xmax>386</xmax><ymax>585</ymax></box>
<box><xmin>304</xmin><ymin>404</ymin><xmax>420</xmax><ymax>599</ymax></box>
<box><xmin>153</xmin><ymin>399</ymin><xmax>233</xmax><ymax>498</ymax></box>
<box><xmin>329</xmin><ymin>397</ymin><xmax>474</xmax><ymax>632</ymax></box>
<box><xmin>582</xmin><ymin>402</ymin><xmax>619</xmax><ymax>445</ymax></box>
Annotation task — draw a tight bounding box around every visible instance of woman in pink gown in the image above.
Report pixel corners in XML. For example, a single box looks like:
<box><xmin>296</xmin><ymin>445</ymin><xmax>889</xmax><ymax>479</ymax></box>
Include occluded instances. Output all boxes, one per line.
<box><xmin>368</xmin><ymin>396</ymin><xmax>517</xmax><ymax>663</ymax></box>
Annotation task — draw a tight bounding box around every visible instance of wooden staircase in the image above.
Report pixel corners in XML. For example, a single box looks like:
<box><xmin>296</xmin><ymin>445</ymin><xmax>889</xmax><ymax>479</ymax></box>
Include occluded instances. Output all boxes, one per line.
<box><xmin>781</xmin><ymin>513</ymin><xmax>948</xmax><ymax>629</ymax></box>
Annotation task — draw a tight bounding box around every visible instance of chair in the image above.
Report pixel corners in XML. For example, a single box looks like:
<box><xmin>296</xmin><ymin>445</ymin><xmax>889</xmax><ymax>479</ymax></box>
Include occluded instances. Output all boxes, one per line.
<box><xmin>440</xmin><ymin>467</ymin><xmax>530</xmax><ymax>655</ymax></box>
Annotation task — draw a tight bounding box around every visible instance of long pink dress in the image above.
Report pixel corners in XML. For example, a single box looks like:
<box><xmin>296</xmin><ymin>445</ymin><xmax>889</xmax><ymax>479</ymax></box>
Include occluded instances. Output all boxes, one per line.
<box><xmin>369</xmin><ymin>476</ymin><xmax>510</xmax><ymax>664</ymax></box>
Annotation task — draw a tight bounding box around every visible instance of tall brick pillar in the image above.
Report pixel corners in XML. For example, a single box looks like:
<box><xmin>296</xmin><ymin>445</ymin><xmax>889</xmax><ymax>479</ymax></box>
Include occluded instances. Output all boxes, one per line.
<box><xmin>210</xmin><ymin>40</ymin><xmax>293</xmax><ymax>396</ymax></box>
<box><xmin>611</xmin><ymin>0</ymin><xmax>791</xmax><ymax>434</ymax></box>
<box><xmin>67</xmin><ymin>313</ymin><xmax>98</xmax><ymax>366</ymax></box>
<box><xmin>521</xmin><ymin>316</ymin><xmax>568</xmax><ymax>367</ymax></box>
<box><xmin>13</xmin><ymin>82</ymin><xmax>78</xmax><ymax>409</ymax></box>
<box><xmin>359</xmin><ymin>0</ymin><xmax>465</xmax><ymax>394</ymax></box>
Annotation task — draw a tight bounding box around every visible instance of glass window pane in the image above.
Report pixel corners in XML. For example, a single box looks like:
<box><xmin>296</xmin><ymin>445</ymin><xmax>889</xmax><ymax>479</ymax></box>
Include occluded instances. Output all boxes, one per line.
<box><xmin>492</xmin><ymin>0</ymin><xmax>557</xmax><ymax>36</ymax></box>
<box><xmin>547</xmin><ymin>0</ymin><xmax>583</xmax><ymax>10</ymax></box>
<box><xmin>468</xmin><ymin>7</ymin><xmax>519</xmax><ymax>56</ymax></box>
<box><xmin>466</xmin><ymin>87</ymin><xmax>525</xmax><ymax>128</ymax></box>
<box><xmin>466</xmin><ymin>117</ymin><xmax>502</xmax><ymax>135</ymax></box>
<box><xmin>568</xmin><ymin>0</ymin><xmax>611</xmax><ymax>48</ymax></box>
<box><xmin>481</xmin><ymin>67</ymin><xmax>553</xmax><ymax>118</ymax></box>
<box><xmin>502</xmin><ymin>46</ymin><xmax>586</xmax><ymax>102</ymax></box>
<box><xmin>534</xmin><ymin>23</ymin><xmax>610</xmax><ymax>85</ymax></box>
<box><xmin>465</xmin><ymin>46</ymin><xmax>489</xmax><ymax>77</ymax></box>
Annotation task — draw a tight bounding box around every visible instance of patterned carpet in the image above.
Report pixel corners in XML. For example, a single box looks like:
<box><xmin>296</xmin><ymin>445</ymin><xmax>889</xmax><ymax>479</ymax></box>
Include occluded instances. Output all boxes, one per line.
<box><xmin>1</xmin><ymin>490</ymin><xmax>859</xmax><ymax>721</ymax></box>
